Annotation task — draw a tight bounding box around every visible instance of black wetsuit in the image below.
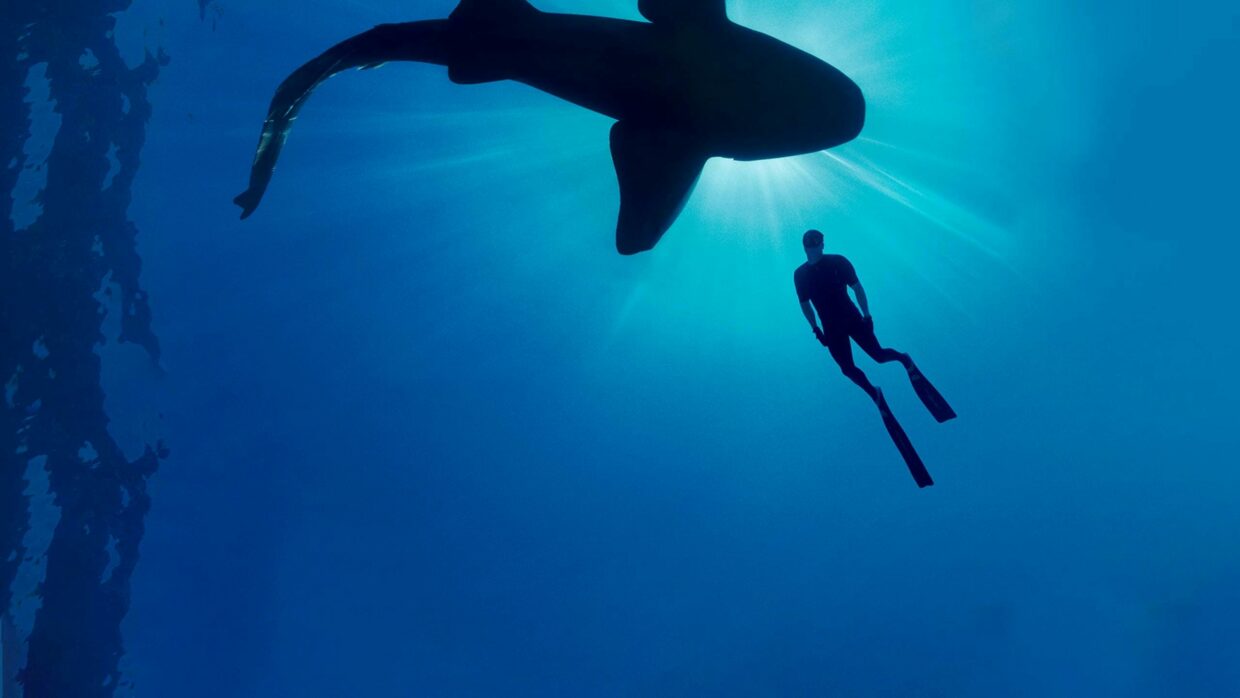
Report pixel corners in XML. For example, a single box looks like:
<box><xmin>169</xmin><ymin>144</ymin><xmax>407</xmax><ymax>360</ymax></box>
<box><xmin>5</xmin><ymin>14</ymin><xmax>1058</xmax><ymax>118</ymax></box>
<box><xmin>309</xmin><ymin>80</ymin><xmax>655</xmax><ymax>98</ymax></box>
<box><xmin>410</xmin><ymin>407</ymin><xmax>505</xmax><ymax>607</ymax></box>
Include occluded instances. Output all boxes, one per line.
<box><xmin>794</xmin><ymin>255</ymin><xmax>908</xmax><ymax>396</ymax></box>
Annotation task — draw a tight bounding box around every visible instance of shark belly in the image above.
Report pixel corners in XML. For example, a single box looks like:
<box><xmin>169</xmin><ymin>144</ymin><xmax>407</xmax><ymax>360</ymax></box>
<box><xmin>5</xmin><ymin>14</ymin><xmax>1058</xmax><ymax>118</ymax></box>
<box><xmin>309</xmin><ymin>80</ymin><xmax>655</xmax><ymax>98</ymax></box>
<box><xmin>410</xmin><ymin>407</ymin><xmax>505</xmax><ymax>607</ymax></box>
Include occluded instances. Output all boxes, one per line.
<box><xmin>449</xmin><ymin>15</ymin><xmax>864</xmax><ymax>160</ymax></box>
<box><xmin>448</xmin><ymin>15</ymin><xmax>698</xmax><ymax>125</ymax></box>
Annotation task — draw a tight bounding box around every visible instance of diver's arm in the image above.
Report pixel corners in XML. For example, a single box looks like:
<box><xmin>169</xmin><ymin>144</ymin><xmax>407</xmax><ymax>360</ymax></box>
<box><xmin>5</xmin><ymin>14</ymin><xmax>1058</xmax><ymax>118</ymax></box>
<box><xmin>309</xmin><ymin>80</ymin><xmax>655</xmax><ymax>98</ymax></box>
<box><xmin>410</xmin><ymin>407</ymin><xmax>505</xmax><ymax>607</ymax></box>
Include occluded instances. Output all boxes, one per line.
<box><xmin>800</xmin><ymin>300</ymin><xmax>820</xmax><ymax>331</ymax></box>
<box><xmin>802</xmin><ymin>300</ymin><xmax>829</xmax><ymax>346</ymax></box>
<box><xmin>850</xmin><ymin>282</ymin><xmax>871</xmax><ymax>318</ymax></box>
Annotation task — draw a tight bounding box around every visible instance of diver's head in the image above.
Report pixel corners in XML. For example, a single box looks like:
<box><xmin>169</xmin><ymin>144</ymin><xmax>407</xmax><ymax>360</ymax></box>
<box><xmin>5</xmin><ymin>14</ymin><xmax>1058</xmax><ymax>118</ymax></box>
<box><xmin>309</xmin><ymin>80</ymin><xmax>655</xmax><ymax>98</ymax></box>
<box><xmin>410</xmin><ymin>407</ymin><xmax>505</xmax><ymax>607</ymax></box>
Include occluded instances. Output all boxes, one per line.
<box><xmin>802</xmin><ymin>229</ymin><xmax>825</xmax><ymax>262</ymax></box>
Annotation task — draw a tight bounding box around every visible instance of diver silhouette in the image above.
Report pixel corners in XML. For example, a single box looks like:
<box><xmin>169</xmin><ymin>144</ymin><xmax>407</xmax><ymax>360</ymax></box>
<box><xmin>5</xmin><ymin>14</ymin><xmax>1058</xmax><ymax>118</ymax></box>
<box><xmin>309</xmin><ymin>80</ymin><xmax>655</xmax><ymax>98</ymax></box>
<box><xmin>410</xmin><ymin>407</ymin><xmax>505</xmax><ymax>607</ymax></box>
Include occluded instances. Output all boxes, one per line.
<box><xmin>794</xmin><ymin>229</ymin><xmax>955</xmax><ymax>487</ymax></box>
<box><xmin>235</xmin><ymin>0</ymin><xmax>865</xmax><ymax>255</ymax></box>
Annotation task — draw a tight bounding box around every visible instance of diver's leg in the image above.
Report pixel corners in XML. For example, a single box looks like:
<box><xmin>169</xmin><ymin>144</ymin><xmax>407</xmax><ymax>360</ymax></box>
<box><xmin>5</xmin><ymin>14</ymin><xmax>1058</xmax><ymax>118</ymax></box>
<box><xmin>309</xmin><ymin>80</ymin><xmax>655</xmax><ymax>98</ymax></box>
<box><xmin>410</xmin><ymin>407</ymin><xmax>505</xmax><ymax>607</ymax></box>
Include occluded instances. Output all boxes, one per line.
<box><xmin>235</xmin><ymin>21</ymin><xmax>453</xmax><ymax>218</ymax></box>
<box><xmin>826</xmin><ymin>334</ymin><xmax>880</xmax><ymax>403</ymax></box>
<box><xmin>851</xmin><ymin>320</ymin><xmax>912</xmax><ymax>368</ymax></box>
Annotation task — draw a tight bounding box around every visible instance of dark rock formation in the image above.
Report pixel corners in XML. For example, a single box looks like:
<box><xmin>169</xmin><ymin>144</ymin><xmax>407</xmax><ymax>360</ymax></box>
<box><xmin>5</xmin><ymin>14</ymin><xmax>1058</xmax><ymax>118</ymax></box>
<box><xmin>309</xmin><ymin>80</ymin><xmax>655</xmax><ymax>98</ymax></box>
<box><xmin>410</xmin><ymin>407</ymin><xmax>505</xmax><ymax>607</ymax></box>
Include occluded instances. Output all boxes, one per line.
<box><xmin>2</xmin><ymin>1</ymin><xmax>167</xmax><ymax>695</ymax></box>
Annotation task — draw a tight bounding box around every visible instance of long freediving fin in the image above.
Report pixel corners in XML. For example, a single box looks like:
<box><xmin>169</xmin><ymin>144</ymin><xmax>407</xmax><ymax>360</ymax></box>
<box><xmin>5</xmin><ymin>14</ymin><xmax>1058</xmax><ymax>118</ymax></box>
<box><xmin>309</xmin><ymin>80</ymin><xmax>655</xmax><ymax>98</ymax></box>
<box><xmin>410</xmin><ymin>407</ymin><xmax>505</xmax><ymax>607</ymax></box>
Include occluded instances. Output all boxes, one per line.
<box><xmin>908</xmin><ymin>365</ymin><xmax>956</xmax><ymax>423</ymax></box>
<box><xmin>877</xmin><ymin>392</ymin><xmax>934</xmax><ymax>488</ymax></box>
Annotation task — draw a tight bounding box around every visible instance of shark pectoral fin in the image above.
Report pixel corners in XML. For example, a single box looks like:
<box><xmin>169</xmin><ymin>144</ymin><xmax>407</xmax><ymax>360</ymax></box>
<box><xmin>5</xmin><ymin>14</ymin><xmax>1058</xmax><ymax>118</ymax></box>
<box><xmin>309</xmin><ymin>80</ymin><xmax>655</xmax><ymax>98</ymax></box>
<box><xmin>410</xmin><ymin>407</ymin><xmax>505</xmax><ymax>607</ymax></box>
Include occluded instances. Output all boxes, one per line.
<box><xmin>638</xmin><ymin>0</ymin><xmax>727</xmax><ymax>25</ymax></box>
<box><xmin>610</xmin><ymin>121</ymin><xmax>707</xmax><ymax>255</ymax></box>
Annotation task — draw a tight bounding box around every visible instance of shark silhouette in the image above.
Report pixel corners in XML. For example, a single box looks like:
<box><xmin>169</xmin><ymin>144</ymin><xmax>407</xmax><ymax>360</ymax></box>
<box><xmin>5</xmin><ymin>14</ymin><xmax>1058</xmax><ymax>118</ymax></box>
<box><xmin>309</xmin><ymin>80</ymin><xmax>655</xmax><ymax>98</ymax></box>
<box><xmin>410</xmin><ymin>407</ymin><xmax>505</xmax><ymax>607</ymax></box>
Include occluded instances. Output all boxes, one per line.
<box><xmin>235</xmin><ymin>0</ymin><xmax>865</xmax><ymax>254</ymax></box>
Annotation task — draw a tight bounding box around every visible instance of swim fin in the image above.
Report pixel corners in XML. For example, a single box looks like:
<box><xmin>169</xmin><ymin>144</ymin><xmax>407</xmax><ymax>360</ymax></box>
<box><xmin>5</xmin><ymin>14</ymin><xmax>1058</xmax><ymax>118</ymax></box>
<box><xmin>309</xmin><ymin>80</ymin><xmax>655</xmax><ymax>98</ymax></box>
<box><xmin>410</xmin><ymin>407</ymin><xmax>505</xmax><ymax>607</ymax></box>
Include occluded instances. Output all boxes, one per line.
<box><xmin>908</xmin><ymin>364</ymin><xmax>956</xmax><ymax>423</ymax></box>
<box><xmin>877</xmin><ymin>391</ymin><xmax>934</xmax><ymax>488</ymax></box>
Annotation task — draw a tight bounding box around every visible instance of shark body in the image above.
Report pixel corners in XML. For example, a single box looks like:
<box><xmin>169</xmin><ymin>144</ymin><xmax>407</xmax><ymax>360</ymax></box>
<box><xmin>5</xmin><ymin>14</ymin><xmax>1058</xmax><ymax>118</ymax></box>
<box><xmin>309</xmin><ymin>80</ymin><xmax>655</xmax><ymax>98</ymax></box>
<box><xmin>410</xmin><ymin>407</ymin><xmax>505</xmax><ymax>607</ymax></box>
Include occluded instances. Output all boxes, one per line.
<box><xmin>235</xmin><ymin>0</ymin><xmax>865</xmax><ymax>254</ymax></box>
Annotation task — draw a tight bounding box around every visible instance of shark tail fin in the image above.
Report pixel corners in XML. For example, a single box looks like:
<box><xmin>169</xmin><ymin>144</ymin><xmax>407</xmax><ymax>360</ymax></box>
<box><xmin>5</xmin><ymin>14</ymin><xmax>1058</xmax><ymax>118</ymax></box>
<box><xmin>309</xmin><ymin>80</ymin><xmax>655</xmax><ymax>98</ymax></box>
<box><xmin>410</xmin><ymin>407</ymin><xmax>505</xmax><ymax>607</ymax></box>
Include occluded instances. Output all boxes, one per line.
<box><xmin>450</xmin><ymin>0</ymin><xmax>537</xmax><ymax>23</ymax></box>
<box><xmin>234</xmin><ymin>187</ymin><xmax>264</xmax><ymax>220</ymax></box>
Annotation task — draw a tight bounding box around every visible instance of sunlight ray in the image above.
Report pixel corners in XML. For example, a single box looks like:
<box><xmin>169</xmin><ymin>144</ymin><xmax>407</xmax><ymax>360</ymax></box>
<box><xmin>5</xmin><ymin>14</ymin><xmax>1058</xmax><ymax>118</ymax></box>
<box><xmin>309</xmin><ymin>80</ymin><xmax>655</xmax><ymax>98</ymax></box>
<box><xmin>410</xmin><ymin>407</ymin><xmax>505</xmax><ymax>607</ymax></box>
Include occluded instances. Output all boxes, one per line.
<box><xmin>820</xmin><ymin>151</ymin><xmax>1014</xmax><ymax>269</ymax></box>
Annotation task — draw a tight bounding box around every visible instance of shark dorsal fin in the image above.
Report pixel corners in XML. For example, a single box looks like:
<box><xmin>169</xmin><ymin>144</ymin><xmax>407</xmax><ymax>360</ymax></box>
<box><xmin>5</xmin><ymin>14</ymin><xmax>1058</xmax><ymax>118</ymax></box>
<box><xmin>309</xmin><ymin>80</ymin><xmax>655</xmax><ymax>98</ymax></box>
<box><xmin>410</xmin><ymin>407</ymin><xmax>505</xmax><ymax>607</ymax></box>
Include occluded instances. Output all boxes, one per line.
<box><xmin>638</xmin><ymin>0</ymin><xmax>727</xmax><ymax>26</ymax></box>
<box><xmin>451</xmin><ymin>0</ymin><xmax>537</xmax><ymax>23</ymax></box>
<box><xmin>610</xmin><ymin>121</ymin><xmax>707</xmax><ymax>255</ymax></box>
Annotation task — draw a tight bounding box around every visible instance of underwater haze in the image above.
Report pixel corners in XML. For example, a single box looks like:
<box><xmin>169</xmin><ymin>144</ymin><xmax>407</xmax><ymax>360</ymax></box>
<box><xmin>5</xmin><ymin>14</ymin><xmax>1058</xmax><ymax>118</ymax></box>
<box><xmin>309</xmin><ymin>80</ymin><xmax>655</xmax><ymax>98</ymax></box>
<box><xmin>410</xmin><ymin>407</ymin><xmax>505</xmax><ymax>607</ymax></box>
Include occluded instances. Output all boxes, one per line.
<box><xmin>8</xmin><ymin>0</ymin><xmax>1240</xmax><ymax>695</ymax></box>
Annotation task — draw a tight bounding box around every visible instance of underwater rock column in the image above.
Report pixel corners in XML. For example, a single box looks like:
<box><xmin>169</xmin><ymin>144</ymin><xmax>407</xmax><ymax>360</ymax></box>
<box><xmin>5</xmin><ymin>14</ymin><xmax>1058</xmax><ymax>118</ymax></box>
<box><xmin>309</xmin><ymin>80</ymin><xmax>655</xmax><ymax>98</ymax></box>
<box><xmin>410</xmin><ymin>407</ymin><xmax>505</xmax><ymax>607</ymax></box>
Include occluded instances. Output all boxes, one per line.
<box><xmin>1</xmin><ymin>11</ymin><xmax>30</xmax><ymax>696</ymax></box>
<box><xmin>2</xmin><ymin>1</ymin><xmax>167</xmax><ymax>696</ymax></box>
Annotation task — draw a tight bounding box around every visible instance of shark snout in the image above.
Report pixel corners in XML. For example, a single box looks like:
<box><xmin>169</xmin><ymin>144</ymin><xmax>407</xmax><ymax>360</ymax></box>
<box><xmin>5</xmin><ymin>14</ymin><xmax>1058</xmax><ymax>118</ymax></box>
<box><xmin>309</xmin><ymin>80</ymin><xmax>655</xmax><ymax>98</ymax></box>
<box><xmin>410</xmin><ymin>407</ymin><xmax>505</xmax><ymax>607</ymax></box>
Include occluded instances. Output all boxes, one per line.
<box><xmin>837</xmin><ymin>90</ymin><xmax>865</xmax><ymax>142</ymax></box>
<box><xmin>810</xmin><ymin>77</ymin><xmax>865</xmax><ymax>150</ymax></box>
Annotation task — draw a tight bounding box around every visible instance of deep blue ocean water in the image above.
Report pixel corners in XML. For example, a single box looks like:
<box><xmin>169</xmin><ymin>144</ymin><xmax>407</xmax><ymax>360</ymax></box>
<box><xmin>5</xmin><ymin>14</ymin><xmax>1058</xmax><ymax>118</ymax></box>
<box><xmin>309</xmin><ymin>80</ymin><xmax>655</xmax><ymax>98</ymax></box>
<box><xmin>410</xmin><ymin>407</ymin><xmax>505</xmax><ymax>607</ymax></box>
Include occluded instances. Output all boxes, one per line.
<box><xmin>10</xmin><ymin>0</ymin><xmax>1239</xmax><ymax>695</ymax></box>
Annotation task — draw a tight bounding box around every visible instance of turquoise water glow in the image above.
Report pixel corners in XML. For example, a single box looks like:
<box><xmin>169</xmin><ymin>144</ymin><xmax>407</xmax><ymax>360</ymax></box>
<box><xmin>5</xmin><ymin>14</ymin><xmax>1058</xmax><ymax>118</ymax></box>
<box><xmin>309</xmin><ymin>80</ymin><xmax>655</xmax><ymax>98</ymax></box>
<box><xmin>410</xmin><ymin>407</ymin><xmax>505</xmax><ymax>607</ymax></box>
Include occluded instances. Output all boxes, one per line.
<box><xmin>86</xmin><ymin>0</ymin><xmax>1240</xmax><ymax>694</ymax></box>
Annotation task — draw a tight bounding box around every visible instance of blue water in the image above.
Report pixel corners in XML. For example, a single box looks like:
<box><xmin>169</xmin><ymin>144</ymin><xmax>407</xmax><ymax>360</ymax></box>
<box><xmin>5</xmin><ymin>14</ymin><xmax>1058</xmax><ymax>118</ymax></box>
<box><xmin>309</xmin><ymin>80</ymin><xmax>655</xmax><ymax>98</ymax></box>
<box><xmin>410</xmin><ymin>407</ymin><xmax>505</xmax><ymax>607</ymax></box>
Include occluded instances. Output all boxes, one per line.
<box><xmin>90</xmin><ymin>0</ymin><xmax>1240</xmax><ymax>694</ymax></box>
